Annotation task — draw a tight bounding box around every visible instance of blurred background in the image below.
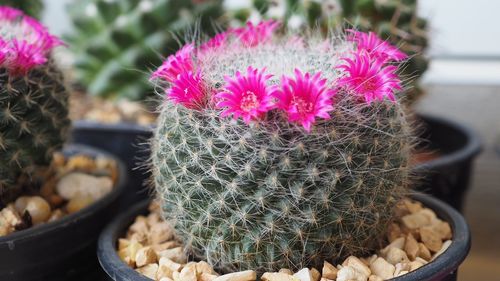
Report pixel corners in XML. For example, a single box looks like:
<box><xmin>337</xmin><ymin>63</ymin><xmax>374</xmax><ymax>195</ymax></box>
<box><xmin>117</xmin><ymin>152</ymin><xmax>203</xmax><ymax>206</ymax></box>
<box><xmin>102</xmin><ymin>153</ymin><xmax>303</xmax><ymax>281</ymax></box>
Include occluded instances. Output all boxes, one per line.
<box><xmin>27</xmin><ymin>0</ymin><xmax>500</xmax><ymax>280</ymax></box>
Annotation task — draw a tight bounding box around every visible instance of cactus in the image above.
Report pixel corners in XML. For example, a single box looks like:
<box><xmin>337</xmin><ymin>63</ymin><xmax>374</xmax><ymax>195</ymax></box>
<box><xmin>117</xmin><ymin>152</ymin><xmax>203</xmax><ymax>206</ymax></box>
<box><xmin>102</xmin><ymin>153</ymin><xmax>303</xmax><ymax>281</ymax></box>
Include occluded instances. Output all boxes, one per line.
<box><xmin>0</xmin><ymin>0</ymin><xmax>43</xmax><ymax>18</ymax></box>
<box><xmin>226</xmin><ymin>0</ymin><xmax>429</xmax><ymax>104</ymax></box>
<box><xmin>0</xmin><ymin>7</ymin><xmax>70</xmax><ymax>203</ymax></box>
<box><xmin>151</xmin><ymin>22</ymin><xmax>415</xmax><ymax>273</ymax></box>
<box><xmin>65</xmin><ymin>0</ymin><xmax>224</xmax><ymax>102</ymax></box>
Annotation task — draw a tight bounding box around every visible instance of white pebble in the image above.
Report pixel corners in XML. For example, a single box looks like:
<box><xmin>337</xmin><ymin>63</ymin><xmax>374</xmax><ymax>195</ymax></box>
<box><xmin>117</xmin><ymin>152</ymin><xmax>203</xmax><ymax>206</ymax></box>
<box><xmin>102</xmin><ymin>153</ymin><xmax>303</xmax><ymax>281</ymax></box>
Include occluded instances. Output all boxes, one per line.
<box><xmin>56</xmin><ymin>172</ymin><xmax>112</xmax><ymax>200</ymax></box>
<box><xmin>336</xmin><ymin>266</ymin><xmax>368</xmax><ymax>281</ymax></box>
<box><xmin>370</xmin><ymin>257</ymin><xmax>395</xmax><ymax>280</ymax></box>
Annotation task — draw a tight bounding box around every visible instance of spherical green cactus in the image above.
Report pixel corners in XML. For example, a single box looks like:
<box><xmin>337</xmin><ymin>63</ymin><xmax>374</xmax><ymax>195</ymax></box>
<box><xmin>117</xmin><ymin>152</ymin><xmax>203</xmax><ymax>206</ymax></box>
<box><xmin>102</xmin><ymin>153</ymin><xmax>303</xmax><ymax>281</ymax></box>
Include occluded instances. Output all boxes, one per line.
<box><xmin>151</xmin><ymin>23</ymin><xmax>415</xmax><ymax>273</ymax></box>
<box><xmin>0</xmin><ymin>7</ymin><xmax>70</xmax><ymax>204</ymax></box>
<box><xmin>65</xmin><ymin>0</ymin><xmax>224</xmax><ymax>102</ymax></box>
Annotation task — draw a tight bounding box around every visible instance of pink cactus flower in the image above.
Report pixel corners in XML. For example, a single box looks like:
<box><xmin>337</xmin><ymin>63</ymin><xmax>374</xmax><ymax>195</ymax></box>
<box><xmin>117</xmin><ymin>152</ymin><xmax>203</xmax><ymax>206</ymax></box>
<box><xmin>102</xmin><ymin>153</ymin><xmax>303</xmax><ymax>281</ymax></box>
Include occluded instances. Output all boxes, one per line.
<box><xmin>151</xmin><ymin>43</ymin><xmax>194</xmax><ymax>82</ymax></box>
<box><xmin>167</xmin><ymin>71</ymin><xmax>206</xmax><ymax>109</ymax></box>
<box><xmin>216</xmin><ymin>67</ymin><xmax>276</xmax><ymax>123</ymax></box>
<box><xmin>0</xmin><ymin>6</ymin><xmax>22</xmax><ymax>20</ymax></box>
<box><xmin>0</xmin><ymin>6</ymin><xmax>62</xmax><ymax>74</ymax></box>
<box><xmin>199</xmin><ymin>32</ymin><xmax>228</xmax><ymax>54</ymax></box>
<box><xmin>232</xmin><ymin>20</ymin><xmax>280</xmax><ymax>47</ymax></box>
<box><xmin>0</xmin><ymin>38</ymin><xmax>8</xmax><ymax>65</ymax></box>
<box><xmin>274</xmin><ymin>69</ymin><xmax>336</xmax><ymax>132</ymax></box>
<box><xmin>9</xmin><ymin>40</ymin><xmax>48</xmax><ymax>74</ymax></box>
<box><xmin>337</xmin><ymin>51</ymin><xmax>402</xmax><ymax>103</ymax></box>
<box><xmin>347</xmin><ymin>30</ymin><xmax>407</xmax><ymax>62</ymax></box>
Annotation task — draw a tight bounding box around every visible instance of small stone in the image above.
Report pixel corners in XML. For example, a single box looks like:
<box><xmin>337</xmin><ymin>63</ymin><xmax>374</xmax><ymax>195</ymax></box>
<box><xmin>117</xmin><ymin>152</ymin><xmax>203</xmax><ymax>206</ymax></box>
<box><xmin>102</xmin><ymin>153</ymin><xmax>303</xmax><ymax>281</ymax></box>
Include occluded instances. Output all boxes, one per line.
<box><xmin>342</xmin><ymin>256</ymin><xmax>371</xmax><ymax>277</ymax></box>
<box><xmin>393</xmin><ymin>263</ymin><xmax>410</xmax><ymax>276</ymax></box>
<box><xmin>149</xmin><ymin>221</ymin><xmax>175</xmax><ymax>245</ymax></box>
<box><xmin>178</xmin><ymin>263</ymin><xmax>197</xmax><ymax>281</ymax></box>
<box><xmin>118</xmin><ymin>238</ymin><xmax>130</xmax><ymax>251</ymax></box>
<box><xmin>118</xmin><ymin>239</ymin><xmax>142</xmax><ymax>267</ymax></box>
<box><xmin>146</xmin><ymin>212</ymin><xmax>161</xmax><ymax>227</ymax></box>
<box><xmin>320</xmin><ymin>278</ymin><xmax>333</xmax><ymax>281</ymax></box>
<box><xmin>261</xmin><ymin>272</ymin><xmax>296</xmax><ymax>281</ymax></box>
<box><xmin>370</xmin><ymin>257</ymin><xmax>395</xmax><ymax>280</ymax></box>
<box><xmin>15</xmin><ymin>196</ymin><xmax>51</xmax><ymax>224</ymax></box>
<box><xmin>293</xmin><ymin>268</ymin><xmax>313</xmax><ymax>281</ymax></box>
<box><xmin>380</xmin><ymin>237</ymin><xmax>405</xmax><ymax>256</ymax></box>
<box><xmin>212</xmin><ymin>270</ymin><xmax>256</xmax><ymax>281</ymax></box>
<box><xmin>401</xmin><ymin>212</ymin><xmax>431</xmax><ymax>229</ymax></box>
<box><xmin>48</xmin><ymin>194</ymin><xmax>65</xmax><ymax>207</ymax></box>
<box><xmin>129</xmin><ymin>231</ymin><xmax>148</xmax><ymax>245</ymax></box>
<box><xmin>153</xmin><ymin>241</ymin><xmax>180</xmax><ymax>255</ymax></box>
<box><xmin>196</xmin><ymin>261</ymin><xmax>216</xmax><ymax>276</ymax></box>
<box><xmin>420</xmin><ymin>226</ymin><xmax>443</xmax><ymax>252</ymax></box>
<box><xmin>135</xmin><ymin>246</ymin><xmax>157</xmax><ymax>267</ymax></box>
<box><xmin>279</xmin><ymin>269</ymin><xmax>293</xmax><ymax>275</ymax></box>
<box><xmin>310</xmin><ymin>268</ymin><xmax>321</xmax><ymax>281</ymax></box>
<box><xmin>130</xmin><ymin>216</ymin><xmax>148</xmax><ymax>232</ymax></box>
<box><xmin>368</xmin><ymin>275</ymin><xmax>383</xmax><ymax>281</ymax></box>
<box><xmin>415</xmin><ymin>257</ymin><xmax>428</xmax><ymax>265</ymax></box>
<box><xmin>56</xmin><ymin>172</ymin><xmax>113</xmax><ymax>201</ymax></box>
<box><xmin>430</xmin><ymin>220</ymin><xmax>452</xmax><ymax>240</ymax></box>
<box><xmin>0</xmin><ymin>205</ymin><xmax>23</xmax><ymax>234</ymax></box>
<box><xmin>419</xmin><ymin>208</ymin><xmax>437</xmax><ymax>222</ymax></box>
<box><xmin>159</xmin><ymin>278</ymin><xmax>174</xmax><ymax>281</ymax></box>
<box><xmin>322</xmin><ymin>261</ymin><xmax>338</xmax><ymax>279</ymax></box>
<box><xmin>404</xmin><ymin>233</ymin><xmax>419</xmax><ymax>260</ymax></box>
<box><xmin>48</xmin><ymin>209</ymin><xmax>65</xmax><ymax>222</ymax></box>
<box><xmin>386</xmin><ymin>223</ymin><xmax>402</xmax><ymax>242</ymax></box>
<box><xmin>432</xmin><ymin>240</ymin><xmax>452</xmax><ymax>260</ymax></box>
<box><xmin>200</xmin><ymin>273</ymin><xmax>219</xmax><ymax>281</ymax></box>
<box><xmin>65</xmin><ymin>155</ymin><xmax>97</xmax><ymax>172</ymax></box>
<box><xmin>66</xmin><ymin>195</ymin><xmax>94</xmax><ymax>214</ymax></box>
<box><xmin>385</xmin><ymin>247</ymin><xmax>409</xmax><ymax>265</ymax></box>
<box><xmin>136</xmin><ymin>263</ymin><xmax>158</xmax><ymax>279</ymax></box>
<box><xmin>403</xmin><ymin>199</ymin><xmax>423</xmax><ymax>213</ymax></box>
<box><xmin>396</xmin><ymin>270</ymin><xmax>408</xmax><ymax>277</ymax></box>
<box><xmin>409</xmin><ymin>260</ymin><xmax>424</xmax><ymax>271</ymax></box>
<box><xmin>159</xmin><ymin>257</ymin><xmax>183</xmax><ymax>272</ymax></box>
<box><xmin>336</xmin><ymin>266</ymin><xmax>367</xmax><ymax>281</ymax></box>
<box><xmin>157</xmin><ymin>264</ymin><xmax>176</xmax><ymax>280</ymax></box>
<box><xmin>40</xmin><ymin>177</ymin><xmax>57</xmax><ymax>198</ymax></box>
<box><xmin>417</xmin><ymin>243</ymin><xmax>432</xmax><ymax>260</ymax></box>
<box><xmin>158</xmin><ymin>247</ymin><xmax>186</xmax><ymax>264</ymax></box>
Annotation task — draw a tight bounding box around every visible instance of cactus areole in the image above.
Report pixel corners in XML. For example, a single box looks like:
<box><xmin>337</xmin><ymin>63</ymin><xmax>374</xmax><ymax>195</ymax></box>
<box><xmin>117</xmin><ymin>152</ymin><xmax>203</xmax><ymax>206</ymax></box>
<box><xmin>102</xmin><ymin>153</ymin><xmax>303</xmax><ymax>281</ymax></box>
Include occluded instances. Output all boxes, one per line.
<box><xmin>0</xmin><ymin>6</ymin><xmax>70</xmax><ymax>203</ymax></box>
<box><xmin>151</xmin><ymin>21</ymin><xmax>415</xmax><ymax>273</ymax></box>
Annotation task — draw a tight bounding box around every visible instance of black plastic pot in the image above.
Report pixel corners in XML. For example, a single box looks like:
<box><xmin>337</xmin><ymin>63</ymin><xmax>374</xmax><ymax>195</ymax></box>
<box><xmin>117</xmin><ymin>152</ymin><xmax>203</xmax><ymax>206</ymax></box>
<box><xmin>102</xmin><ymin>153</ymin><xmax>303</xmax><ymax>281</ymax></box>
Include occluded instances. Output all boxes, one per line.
<box><xmin>0</xmin><ymin>144</ymin><xmax>127</xmax><ymax>281</ymax></box>
<box><xmin>70</xmin><ymin>121</ymin><xmax>153</xmax><ymax>206</ymax></box>
<box><xmin>414</xmin><ymin>114</ymin><xmax>482</xmax><ymax>212</ymax></box>
<box><xmin>97</xmin><ymin>193</ymin><xmax>470</xmax><ymax>281</ymax></box>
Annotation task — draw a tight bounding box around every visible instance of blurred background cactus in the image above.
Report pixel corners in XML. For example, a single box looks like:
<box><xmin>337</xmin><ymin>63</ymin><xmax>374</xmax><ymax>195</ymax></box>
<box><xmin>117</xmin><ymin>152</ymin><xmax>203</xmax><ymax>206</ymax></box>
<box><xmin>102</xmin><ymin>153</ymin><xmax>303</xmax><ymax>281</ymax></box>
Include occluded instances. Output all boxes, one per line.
<box><xmin>0</xmin><ymin>7</ymin><xmax>70</xmax><ymax>204</ymax></box>
<box><xmin>225</xmin><ymin>0</ymin><xmax>429</xmax><ymax>104</ymax></box>
<box><xmin>0</xmin><ymin>0</ymin><xmax>43</xmax><ymax>18</ymax></box>
<box><xmin>65</xmin><ymin>0</ymin><xmax>225</xmax><ymax>103</ymax></box>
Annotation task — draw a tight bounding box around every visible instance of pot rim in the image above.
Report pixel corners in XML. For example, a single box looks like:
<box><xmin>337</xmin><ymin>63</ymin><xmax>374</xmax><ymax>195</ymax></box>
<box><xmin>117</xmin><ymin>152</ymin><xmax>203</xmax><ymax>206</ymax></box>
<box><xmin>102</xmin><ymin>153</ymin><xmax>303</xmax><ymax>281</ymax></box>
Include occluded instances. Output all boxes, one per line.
<box><xmin>73</xmin><ymin>120</ymin><xmax>153</xmax><ymax>134</ymax></box>
<box><xmin>414</xmin><ymin>114</ymin><xmax>482</xmax><ymax>171</ymax></box>
<box><xmin>98</xmin><ymin>193</ymin><xmax>470</xmax><ymax>281</ymax></box>
<box><xmin>0</xmin><ymin>144</ymin><xmax>127</xmax><ymax>244</ymax></box>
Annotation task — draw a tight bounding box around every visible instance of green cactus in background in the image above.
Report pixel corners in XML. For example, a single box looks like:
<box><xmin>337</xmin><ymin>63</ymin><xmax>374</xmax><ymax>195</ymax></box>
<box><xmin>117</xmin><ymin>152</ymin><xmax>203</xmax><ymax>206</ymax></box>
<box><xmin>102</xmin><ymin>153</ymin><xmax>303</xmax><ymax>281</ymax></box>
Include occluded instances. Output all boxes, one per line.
<box><xmin>227</xmin><ymin>0</ymin><xmax>429</xmax><ymax>104</ymax></box>
<box><xmin>151</xmin><ymin>26</ymin><xmax>415</xmax><ymax>272</ymax></box>
<box><xmin>0</xmin><ymin>7</ymin><xmax>70</xmax><ymax>204</ymax></box>
<box><xmin>65</xmin><ymin>0</ymin><xmax>225</xmax><ymax>102</ymax></box>
<box><xmin>0</xmin><ymin>0</ymin><xmax>43</xmax><ymax>18</ymax></box>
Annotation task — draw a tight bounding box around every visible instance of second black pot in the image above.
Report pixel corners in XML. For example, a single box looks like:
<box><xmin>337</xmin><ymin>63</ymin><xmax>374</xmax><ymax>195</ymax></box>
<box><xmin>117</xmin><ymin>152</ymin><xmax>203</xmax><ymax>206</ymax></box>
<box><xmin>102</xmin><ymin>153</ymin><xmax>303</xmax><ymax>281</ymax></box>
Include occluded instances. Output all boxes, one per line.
<box><xmin>414</xmin><ymin>114</ymin><xmax>482</xmax><ymax>212</ymax></box>
<box><xmin>0</xmin><ymin>144</ymin><xmax>127</xmax><ymax>281</ymax></box>
<box><xmin>97</xmin><ymin>193</ymin><xmax>470</xmax><ymax>281</ymax></box>
<box><xmin>71</xmin><ymin>120</ymin><xmax>153</xmax><ymax>207</ymax></box>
